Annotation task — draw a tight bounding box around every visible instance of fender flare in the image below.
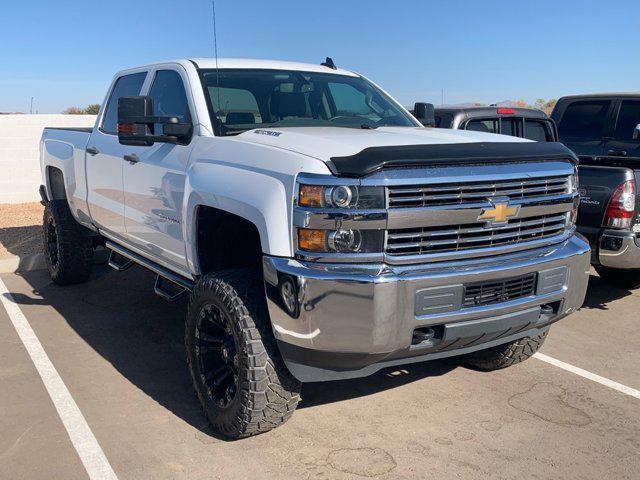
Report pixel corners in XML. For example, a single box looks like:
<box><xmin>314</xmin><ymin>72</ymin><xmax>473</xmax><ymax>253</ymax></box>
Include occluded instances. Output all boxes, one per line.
<box><xmin>183</xmin><ymin>161</ymin><xmax>293</xmax><ymax>274</ymax></box>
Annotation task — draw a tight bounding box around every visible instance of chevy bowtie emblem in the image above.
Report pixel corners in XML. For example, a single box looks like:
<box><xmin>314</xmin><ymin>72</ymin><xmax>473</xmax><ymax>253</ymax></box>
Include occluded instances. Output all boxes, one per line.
<box><xmin>478</xmin><ymin>198</ymin><xmax>521</xmax><ymax>226</ymax></box>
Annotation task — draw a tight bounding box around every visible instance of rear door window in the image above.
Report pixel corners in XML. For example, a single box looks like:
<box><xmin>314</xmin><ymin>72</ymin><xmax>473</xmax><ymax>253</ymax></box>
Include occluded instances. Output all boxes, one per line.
<box><xmin>557</xmin><ymin>100</ymin><xmax>612</xmax><ymax>140</ymax></box>
<box><xmin>613</xmin><ymin>100</ymin><xmax>640</xmax><ymax>141</ymax></box>
<box><xmin>524</xmin><ymin>119</ymin><xmax>553</xmax><ymax>141</ymax></box>
<box><xmin>101</xmin><ymin>72</ymin><xmax>147</xmax><ymax>134</ymax></box>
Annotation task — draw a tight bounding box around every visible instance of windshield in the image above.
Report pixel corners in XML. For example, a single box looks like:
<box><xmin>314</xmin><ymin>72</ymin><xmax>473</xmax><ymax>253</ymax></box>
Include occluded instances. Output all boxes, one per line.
<box><xmin>199</xmin><ymin>69</ymin><xmax>418</xmax><ymax>135</ymax></box>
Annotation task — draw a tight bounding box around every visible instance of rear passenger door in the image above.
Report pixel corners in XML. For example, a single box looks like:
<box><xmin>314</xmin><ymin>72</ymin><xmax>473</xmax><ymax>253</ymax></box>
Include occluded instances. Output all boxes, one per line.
<box><xmin>604</xmin><ymin>100</ymin><xmax>640</xmax><ymax>160</ymax></box>
<box><xmin>122</xmin><ymin>67</ymin><xmax>196</xmax><ymax>275</ymax></box>
<box><xmin>555</xmin><ymin>99</ymin><xmax>615</xmax><ymax>157</ymax></box>
<box><xmin>86</xmin><ymin>71</ymin><xmax>148</xmax><ymax>240</ymax></box>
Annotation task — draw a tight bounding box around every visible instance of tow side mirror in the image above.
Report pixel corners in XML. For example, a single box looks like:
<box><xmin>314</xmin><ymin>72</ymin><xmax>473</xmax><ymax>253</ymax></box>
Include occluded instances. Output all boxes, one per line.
<box><xmin>413</xmin><ymin>102</ymin><xmax>436</xmax><ymax>127</ymax></box>
<box><xmin>117</xmin><ymin>96</ymin><xmax>192</xmax><ymax>146</ymax></box>
<box><xmin>633</xmin><ymin>124</ymin><xmax>640</xmax><ymax>141</ymax></box>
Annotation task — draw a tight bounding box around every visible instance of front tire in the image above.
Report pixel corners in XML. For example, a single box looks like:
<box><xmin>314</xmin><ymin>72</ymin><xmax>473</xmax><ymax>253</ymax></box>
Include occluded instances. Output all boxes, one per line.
<box><xmin>463</xmin><ymin>330</ymin><xmax>548</xmax><ymax>371</ymax></box>
<box><xmin>185</xmin><ymin>269</ymin><xmax>301</xmax><ymax>439</ymax></box>
<box><xmin>42</xmin><ymin>200</ymin><xmax>94</xmax><ymax>285</ymax></box>
<box><xmin>595</xmin><ymin>266</ymin><xmax>640</xmax><ymax>289</ymax></box>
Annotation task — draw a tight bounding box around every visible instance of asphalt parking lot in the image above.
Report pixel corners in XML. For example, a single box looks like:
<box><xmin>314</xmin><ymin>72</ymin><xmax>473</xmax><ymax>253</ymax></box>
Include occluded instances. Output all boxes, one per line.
<box><xmin>0</xmin><ymin>265</ymin><xmax>638</xmax><ymax>480</ymax></box>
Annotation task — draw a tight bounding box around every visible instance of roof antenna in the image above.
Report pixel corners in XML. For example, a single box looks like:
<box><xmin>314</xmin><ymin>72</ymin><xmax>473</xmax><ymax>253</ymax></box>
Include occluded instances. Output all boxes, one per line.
<box><xmin>321</xmin><ymin>57</ymin><xmax>337</xmax><ymax>70</ymax></box>
<box><xmin>211</xmin><ymin>0</ymin><xmax>222</xmax><ymax>134</ymax></box>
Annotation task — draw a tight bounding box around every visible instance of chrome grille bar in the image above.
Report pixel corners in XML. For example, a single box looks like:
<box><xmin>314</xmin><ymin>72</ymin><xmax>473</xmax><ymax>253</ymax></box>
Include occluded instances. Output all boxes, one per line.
<box><xmin>387</xmin><ymin>214</ymin><xmax>567</xmax><ymax>256</ymax></box>
<box><xmin>388</xmin><ymin>176</ymin><xmax>570</xmax><ymax>208</ymax></box>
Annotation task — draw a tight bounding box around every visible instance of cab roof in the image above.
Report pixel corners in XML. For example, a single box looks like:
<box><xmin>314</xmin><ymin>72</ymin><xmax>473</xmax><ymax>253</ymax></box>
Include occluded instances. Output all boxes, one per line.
<box><xmin>189</xmin><ymin>58</ymin><xmax>359</xmax><ymax>77</ymax></box>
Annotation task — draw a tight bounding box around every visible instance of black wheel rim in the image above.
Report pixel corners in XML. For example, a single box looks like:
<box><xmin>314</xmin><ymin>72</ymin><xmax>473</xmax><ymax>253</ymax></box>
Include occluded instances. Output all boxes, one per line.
<box><xmin>195</xmin><ymin>302</ymin><xmax>239</xmax><ymax>409</ymax></box>
<box><xmin>45</xmin><ymin>216</ymin><xmax>59</xmax><ymax>269</ymax></box>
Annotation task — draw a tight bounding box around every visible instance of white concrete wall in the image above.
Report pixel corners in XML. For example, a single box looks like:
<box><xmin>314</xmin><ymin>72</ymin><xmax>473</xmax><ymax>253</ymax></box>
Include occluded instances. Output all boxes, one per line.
<box><xmin>0</xmin><ymin>114</ymin><xmax>96</xmax><ymax>204</ymax></box>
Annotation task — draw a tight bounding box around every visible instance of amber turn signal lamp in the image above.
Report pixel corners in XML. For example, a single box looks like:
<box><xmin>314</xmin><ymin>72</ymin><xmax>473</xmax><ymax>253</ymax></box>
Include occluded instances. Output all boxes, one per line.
<box><xmin>298</xmin><ymin>228</ymin><xmax>327</xmax><ymax>251</ymax></box>
<box><xmin>298</xmin><ymin>185</ymin><xmax>324</xmax><ymax>207</ymax></box>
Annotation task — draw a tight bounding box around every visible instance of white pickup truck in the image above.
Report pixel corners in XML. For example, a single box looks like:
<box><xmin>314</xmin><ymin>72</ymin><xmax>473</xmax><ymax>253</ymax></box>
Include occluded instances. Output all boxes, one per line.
<box><xmin>39</xmin><ymin>58</ymin><xmax>590</xmax><ymax>438</ymax></box>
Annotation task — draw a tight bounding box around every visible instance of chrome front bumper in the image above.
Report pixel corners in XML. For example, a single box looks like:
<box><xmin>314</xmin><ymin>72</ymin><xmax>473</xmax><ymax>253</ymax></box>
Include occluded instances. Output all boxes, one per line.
<box><xmin>263</xmin><ymin>235</ymin><xmax>590</xmax><ymax>382</ymax></box>
<box><xmin>598</xmin><ymin>231</ymin><xmax>640</xmax><ymax>269</ymax></box>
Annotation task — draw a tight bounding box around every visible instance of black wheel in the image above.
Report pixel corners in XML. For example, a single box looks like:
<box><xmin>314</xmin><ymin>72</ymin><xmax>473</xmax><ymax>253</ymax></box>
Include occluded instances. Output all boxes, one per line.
<box><xmin>595</xmin><ymin>266</ymin><xmax>640</xmax><ymax>289</ymax></box>
<box><xmin>185</xmin><ymin>269</ymin><xmax>301</xmax><ymax>439</ymax></box>
<box><xmin>463</xmin><ymin>330</ymin><xmax>548</xmax><ymax>371</ymax></box>
<box><xmin>43</xmin><ymin>200</ymin><xmax>94</xmax><ymax>285</ymax></box>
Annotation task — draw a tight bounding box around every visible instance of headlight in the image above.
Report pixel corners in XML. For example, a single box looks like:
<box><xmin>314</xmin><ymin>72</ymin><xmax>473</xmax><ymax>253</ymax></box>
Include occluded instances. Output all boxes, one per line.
<box><xmin>567</xmin><ymin>169</ymin><xmax>579</xmax><ymax>193</ymax></box>
<box><xmin>298</xmin><ymin>184</ymin><xmax>384</xmax><ymax>209</ymax></box>
<box><xmin>326</xmin><ymin>186</ymin><xmax>353</xmax><ymax>208</ymax></box>
<box><xmin>297</xmin><ymin>228</ymin><xmax>384</xmax><ymax>253</ymax></box>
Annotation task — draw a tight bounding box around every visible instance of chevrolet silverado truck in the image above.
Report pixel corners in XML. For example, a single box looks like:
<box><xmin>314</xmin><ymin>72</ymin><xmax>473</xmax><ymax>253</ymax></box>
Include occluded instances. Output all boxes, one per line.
<box><xmin>553</xmin><ymin>94</ymin><xmax>640</xmax><ymax>288</ymax></box>
<box><xmin>39</xmin><ymin>58</ymin><xmax>590</xmax><ymax>438</ymax></box>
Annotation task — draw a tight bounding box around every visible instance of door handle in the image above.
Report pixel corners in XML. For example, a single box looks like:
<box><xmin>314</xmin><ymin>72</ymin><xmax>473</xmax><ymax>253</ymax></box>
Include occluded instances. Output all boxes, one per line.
<box><xmin>123</xmin><ymin>154</ymin><xmax>139</xmax><ymax>164</ymax></box>
<box><xmin>86</xmin><ymin>146</ymin><xmax>99</xmax><ymax>155</ymax></box>
<box><xmin>607</xmin><ymin>149</ymin><xmax>628</xmax><ymax>157</ymax></box>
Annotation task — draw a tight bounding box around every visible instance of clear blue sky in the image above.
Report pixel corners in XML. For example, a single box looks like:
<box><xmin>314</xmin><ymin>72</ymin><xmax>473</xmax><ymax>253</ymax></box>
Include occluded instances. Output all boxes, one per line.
<box><xmin>1</xmin><ymin>0</ymin><xmax>638</xmax><ymax>113</ymax></box>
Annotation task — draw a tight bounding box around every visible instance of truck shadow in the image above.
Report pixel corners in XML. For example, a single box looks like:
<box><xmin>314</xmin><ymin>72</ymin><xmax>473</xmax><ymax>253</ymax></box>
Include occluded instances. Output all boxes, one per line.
<box><xmin>7</xmin><ymin>265</ymin><xmax>458</xmax><ymax>438</ymax></box>
<box><xmin>579</xmin><ymin>274</ymin><xmax>633</xmax><ymax>310</ymax></box>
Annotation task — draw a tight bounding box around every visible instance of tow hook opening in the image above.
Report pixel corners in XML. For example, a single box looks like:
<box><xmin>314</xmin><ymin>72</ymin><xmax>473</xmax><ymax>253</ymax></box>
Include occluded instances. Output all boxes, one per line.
<box><xmin>412</xmin><ymin>325</ymin><xmax>444</xmax><ymax>347</ymax></box>
<box><xmin>539</xmin><ymin>301</ymin><xmax>562</xmax><ymax>323</ymax></box>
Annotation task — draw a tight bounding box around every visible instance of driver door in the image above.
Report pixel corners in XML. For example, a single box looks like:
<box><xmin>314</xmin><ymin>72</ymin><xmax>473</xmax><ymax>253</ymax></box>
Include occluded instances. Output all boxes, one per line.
<box><xmin>122</xmin><ymin>67</ymin><xmax>196</xmax><ymax>274</ymax></box>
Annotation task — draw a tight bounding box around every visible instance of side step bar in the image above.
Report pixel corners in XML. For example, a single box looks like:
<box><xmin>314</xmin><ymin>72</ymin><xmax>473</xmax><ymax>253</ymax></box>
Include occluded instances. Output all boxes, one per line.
<box><xmin>108</xmin><ymin>250</ymin><xmax>134</xmax><ymax>271</ymax></box>
<box><xmin>105</xmin><ymin>241</ymin><xmax>194</xmax><ymax>302</ymax></box>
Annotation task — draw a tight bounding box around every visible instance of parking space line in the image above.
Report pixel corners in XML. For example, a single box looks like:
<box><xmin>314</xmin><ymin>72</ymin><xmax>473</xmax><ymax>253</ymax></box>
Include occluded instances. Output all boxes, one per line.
<box><xmin>534</xmin><ymin>352</ymin><xmax>640</xmax><ymax>400</ymax></box>
<box><xmin>0</xmin><ymin>278</ymin><xmax>119</xmax><ymax>480</ymax></box>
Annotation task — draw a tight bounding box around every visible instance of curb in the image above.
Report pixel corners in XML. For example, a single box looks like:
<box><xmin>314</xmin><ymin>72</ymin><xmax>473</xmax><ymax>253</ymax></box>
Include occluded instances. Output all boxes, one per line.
<box><xmin>0</xmin><ymin>250</ymin><xmax>110</xmax><ymax>275</ymax></box>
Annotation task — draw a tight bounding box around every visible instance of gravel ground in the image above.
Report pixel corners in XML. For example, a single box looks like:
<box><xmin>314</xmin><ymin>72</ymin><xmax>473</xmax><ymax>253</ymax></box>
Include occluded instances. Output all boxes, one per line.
<box><xmin>0</xmin><ymin>202</ymin><xmax>44</xmax><ymax>257</ymax></box>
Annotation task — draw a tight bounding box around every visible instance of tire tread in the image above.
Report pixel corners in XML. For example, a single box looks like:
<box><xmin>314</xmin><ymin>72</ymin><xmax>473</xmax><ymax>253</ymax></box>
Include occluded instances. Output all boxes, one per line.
<box><xmin>464</xmin><ymin>330</ymin><xmax>548</xmax><ymax>371</ymax></box>
<box><xmin>186</xmin><ymin>269</ymin><xmax>301</xmax><ymax>438</ymax></box>
<box><xmin>43</xmin><ymin>200</ymin><xmax>94</xmax><ymax>285</ymax></box>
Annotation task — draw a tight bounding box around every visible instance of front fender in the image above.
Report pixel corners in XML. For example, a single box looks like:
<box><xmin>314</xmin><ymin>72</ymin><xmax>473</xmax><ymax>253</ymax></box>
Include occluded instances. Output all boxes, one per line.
<box><xmin>184</xmin><ymin>161</ymin><xmax>293</xmax><ymax>274</ymax></box>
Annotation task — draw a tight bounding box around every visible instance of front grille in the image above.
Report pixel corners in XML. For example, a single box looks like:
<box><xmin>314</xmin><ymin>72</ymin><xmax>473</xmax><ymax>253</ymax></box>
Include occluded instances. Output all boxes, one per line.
<box><xmin>463</xmin><ymin>273</ymin><xmax>537</xmax><ymax>308</ymax></box>
<box><xmin>388</xmin><ymin>175</ymin><xmax>570</xmax><ymax>208</ymax></box>
<box><xmin>386</xmin><ymin>213</ymin><xmax>567</xmax><ymax>256</ymax></box>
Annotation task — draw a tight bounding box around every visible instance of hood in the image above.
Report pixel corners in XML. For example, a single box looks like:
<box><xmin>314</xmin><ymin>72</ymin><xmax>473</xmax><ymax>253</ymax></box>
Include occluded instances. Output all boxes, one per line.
<box><xmin>232</xmin><ymin>126</ymin><xmax>530</xmax><ymax>162</ymax></box>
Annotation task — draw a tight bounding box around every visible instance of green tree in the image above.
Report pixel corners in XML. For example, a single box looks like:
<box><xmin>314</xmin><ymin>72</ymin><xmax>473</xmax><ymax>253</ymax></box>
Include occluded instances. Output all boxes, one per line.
<box><xmin>85</xmin><ymin>104</ymin><xmax>100</xmax><ymax>114</ymax></box>
<box><xmin>63</xmin><ymin>106</ymin><xmax>85</xmax><ymax>114</ymax></box>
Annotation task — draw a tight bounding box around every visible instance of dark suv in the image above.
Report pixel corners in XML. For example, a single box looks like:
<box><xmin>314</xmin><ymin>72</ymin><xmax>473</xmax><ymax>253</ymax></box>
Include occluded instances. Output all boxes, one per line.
<box><xmin>552</xmin><ymin>94</ymin><xmax>640</xmax><ymax>287</ymax></box>
<box><xmin>433</xmin><ymin>106</ymin><xmax>557</xmax><ymax>142</ymax></box>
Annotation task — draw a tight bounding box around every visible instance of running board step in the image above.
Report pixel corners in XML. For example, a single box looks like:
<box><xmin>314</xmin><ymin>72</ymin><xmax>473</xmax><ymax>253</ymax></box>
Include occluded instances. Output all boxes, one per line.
<box><xmin>108</xmin><ymin>250</ymin><xmax>134</xmax><ymax>271</ymax></box>
<box><xmin>105</xmin><ymin>241</ymin><xmax>195</xmax><ymax>302</ymax></box>
<box><xmin>154</xmin><ymin>275</ymin><xmax>188</xmax><ymax>302</ymax></box>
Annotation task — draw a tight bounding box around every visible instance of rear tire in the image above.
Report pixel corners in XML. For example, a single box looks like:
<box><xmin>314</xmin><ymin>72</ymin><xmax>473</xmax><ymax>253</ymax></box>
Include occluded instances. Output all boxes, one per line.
<box><xmin>185</xmin><ymin>269</ymin><xmax>301</xmax><ymax>439</ymax></box>
<box><xmin>42</xmin><ymin>200</ymin><xmax>94</xmax><ymax>285</ymax></box>
<box><xmin>595</xmin><ymin>266</ymin><xmax>640</xmax><ymax>289</ymax></box>
<box><xmin>463</xmin><ymin>330</ymin><xmax>548</xmax><ymax>371</ymax></box>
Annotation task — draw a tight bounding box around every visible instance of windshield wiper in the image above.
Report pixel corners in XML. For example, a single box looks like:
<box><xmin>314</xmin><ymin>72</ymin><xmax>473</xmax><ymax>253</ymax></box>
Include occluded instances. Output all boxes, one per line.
<box><xmin>360</xmin><ymin>124</ymin><xmax>378</xmax><ymax>129</ymax></box>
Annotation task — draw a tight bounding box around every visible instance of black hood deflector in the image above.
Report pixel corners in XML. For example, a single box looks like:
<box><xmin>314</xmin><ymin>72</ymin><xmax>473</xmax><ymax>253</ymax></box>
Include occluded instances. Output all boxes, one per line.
<box><xmin>327</xmin><ymin>141</ymin><xmax>578</xmax><ymax>177</ymax></box>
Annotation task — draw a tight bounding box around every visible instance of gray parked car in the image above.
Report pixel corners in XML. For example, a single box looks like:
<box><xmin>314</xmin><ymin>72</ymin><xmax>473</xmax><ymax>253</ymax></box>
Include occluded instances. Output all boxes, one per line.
<box><xmin>431</xmin><ymin>106</ymin><xmax>557</xmax><ymax>142</ymax></box>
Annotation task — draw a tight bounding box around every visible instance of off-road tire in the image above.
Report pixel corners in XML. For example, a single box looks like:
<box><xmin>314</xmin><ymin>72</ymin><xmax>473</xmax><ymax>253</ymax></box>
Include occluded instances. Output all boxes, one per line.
<box><xmin>595</xmin><ymin>266</ymin><xmax>640</xmax><ymax>289</ymax></box>
<box><xmin>43</xmin><ymin>200</ymin><xmax>94</xmax><ymax>285</ymax></box>
<box><xmin>185</xmin><ymin>269</ymin><xmax>301</xmax><ymax>439</ymax></box>
<box><xmin>463</xmin><ymin>330</ymin><xmax>548</xmax><ymax>371</ymax></box>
